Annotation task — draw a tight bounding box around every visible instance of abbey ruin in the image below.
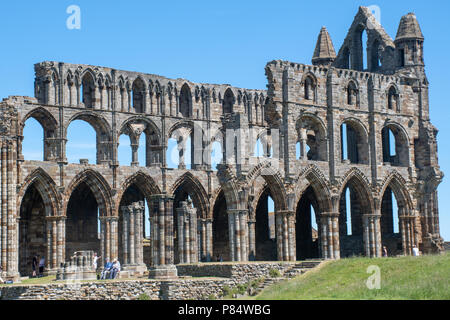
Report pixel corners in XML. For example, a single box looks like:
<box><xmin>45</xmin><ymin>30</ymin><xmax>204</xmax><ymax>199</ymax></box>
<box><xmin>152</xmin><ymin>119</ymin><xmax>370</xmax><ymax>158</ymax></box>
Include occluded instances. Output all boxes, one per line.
<box><xmin>0</xmin><ymin>7</ymin><xmax>444</xmax><ymax>281</ymax></box>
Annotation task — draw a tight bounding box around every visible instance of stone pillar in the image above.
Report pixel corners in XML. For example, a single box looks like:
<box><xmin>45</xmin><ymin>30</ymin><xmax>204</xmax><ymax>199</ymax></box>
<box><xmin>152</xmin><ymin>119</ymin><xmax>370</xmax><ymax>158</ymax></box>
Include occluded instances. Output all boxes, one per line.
<box><xmin>275</xmin><ymin>211</ymin><xmax>295</xmax><ymax>261</ymax></box>
<box><xmin>148</xmin><ymin>195</ymin><xmax>177</xmax><ymax>279</ymax></box>
<box><xmin>0</xmin><ymin>138</ymin><xmax>19</xmax><ymax>281</ymax></box>
<box><xmin>198</xmin><ymin>218</ymin><xmax>213</xmax><ymax>262</ymax></box>
<box><xmin>131</xmin><ymin>143</ymin><xmax>139</xmax><ymax>167</ymax></box>
<box><xmin>399</xmin><ymin>209</ymin><xmax>416</xmax><ymax>256</ymax></box>
<box><xmin>363</xmin><ymin>214</ymin><xmax>382</xmax><ymax>258</ymax></box>
<box><xmin>319</xmin><ymin>212</ymin><xmax>340</xmax><ymax>260</ymax></box>
<box><xmin>44</xmin><ymin>216</ymin><xmax>61</xmax><ymax>273</ymax></box>
<box><xmin>57</xmin><ymin>217</ymin><xmax>66</xmax><ymax>268</ymax></box>
<box><xmin>176</xmin><ymin>201</ymin><xmax>198</xmax><ymax>264</ymax></box>
<box><xmin>248</xmin><ymin>219</ymin><xmax>256</xmax><ymax>261</ymax></box>
<box><xmin>177</xmin><ymin>137</ymin><xmax>186</xmax><ymax>170</ymax></box>
<box><xmin>205</xmin><ymin>218</ymin><xmax>213</xmax><ymax>262</ymax></box>
<box><xmin>299</xmin><ymin>128</ymin><xmax>307</xmax><ymax>160</ymax></box>
<box><xmin>227</xmin><ymin>210</ymin><xmax>249</xmax><ymax>262</ymax></box>
<box><xmin>121</xmin><ymin>202</ymin><xmax>146</xmax><ymax>274</ymax></box>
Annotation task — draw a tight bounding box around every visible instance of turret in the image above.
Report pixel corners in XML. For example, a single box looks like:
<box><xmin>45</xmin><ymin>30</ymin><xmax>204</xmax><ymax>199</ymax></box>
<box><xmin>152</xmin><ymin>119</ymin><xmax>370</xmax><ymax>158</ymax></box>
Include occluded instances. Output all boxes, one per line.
<box><xmin>312</xmin><ymin>27</ymin><xmax>336</xmax><ymax>66</ymax></box>
<box><xmin>395</xmin><ymin>13</ymin><xmax>424</xmax><ymax>68</ymax></box>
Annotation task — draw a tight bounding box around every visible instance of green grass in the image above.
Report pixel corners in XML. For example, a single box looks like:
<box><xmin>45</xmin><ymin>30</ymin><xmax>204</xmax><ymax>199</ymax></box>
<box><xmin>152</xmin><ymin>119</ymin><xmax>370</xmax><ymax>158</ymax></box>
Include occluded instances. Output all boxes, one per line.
<box><xmin>253</xmin><ymin>253</ymin><xmax>450</xmax><ymax>300</ymax></box>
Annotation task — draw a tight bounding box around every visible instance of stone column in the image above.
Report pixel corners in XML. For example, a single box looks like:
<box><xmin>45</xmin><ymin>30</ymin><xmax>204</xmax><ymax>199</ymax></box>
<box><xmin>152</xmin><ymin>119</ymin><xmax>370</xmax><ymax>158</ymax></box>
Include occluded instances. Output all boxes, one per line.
<box><xmin>299</xmin><ymin>128</ymin><xmax>307</xmax><ymax>160</ymax></box>
<box><xmin>177</xmin><ymin>137</ymin><xmax>186</xmax><ymax>170</ymax></box>
<box><xmin>131</xmin><ymin>143</ymin><xmax>139</xmax><ymax>167</ymax></box>
<box><xmin>227</xmin><ymin>210</ymin><xmax>249</xmax><ymax>262</ymax></box>
<box><xmin>121</xmin><ymin>202</ymin><xmax>146</xmax><ymax>274</ymax></box>
<box><xmin>205</xmin><ymin>218</ymin><xmax>213</xmax><ymax>262</ymax></box>
<box><xmin>149</xmin><ymin>195</ymin><xmax>177</xmax><ymax>279</ymax></box>
<box><xmin>57</xmin><ymin>217</ymin><xmax>66</xmax><ymax>268</ymax></box>
<box><xmin>248</xmin><ymin>219</ymin><xmax>256</xmax><ymax>261</ymax></box>
<box><xmin>363</xmin><ymin>214</ymin><xmax>382</xmax><ymax>258</ymax></box>
<box><xmin>319</xmin><ymin>212</ymin><xmax>340</xmax><ymax>260</ymax></box>
<box><xmin>0</xmin><ymin>139</ymin><xmax>19</xmax><ymax>281</ymax></box>
<box><xmin>275</xmin><ymin>211</ymin><xmax>295</xmax><ymax>261</ymax></box>
<box><xmin>399</xmin><ymin>209</ymin><xmax>416</xmax><ymax>256</ymax></box>
<box><xmin>176</xmin><ymin>201</ymin><xmax>198</xmax><ymax>264</ymax></box>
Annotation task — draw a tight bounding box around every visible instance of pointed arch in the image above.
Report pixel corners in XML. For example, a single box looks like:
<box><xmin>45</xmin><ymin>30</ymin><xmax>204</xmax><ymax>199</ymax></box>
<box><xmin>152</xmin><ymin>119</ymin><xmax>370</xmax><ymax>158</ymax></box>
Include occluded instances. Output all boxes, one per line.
<box><xmin>339</xmin><ymin>168</ymin><xmax>374</xmax><ymax>213</ymax></box>
<box><xmin>18</xmin><ymin>168</ymin><xmax>61</xmax><ymax>217</ymax></box>
<box><xmin>179</xmin><ymin>83</ymin><xmax>193</xmax><ymax>118</ymax></box>
<box><xmin>223</xmin><ymin>88</ymin><xmax>235</xmax><ymax>114</ymax></box>
<box><xmin>379</xmin><ymin>171</ymin><xmax>413</xmax><ymax>211</ymax></box>
<box><xmin>115</xmin><ymin>171</ymin><xmax>161</xmax><ymax>213</ymax></box>
<box><xmin>64</xmin><ymin>169</ymin><xmax>112</xmax><ymax>217</ymax></box>
<box><xmin>171</xmin><ymin>172</ymin><xmax>209</xmax><ymax>219</ymax></box>
<box><xmin>293</xmin><ymin>164</ymin><xmax>332</xmax><ymax>214</ymax></box>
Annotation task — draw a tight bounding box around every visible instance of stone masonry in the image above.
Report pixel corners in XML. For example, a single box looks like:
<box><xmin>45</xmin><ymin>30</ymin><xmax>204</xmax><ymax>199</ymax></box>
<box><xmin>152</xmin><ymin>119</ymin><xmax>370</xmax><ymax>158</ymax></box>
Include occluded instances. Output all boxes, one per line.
<box><xmin>0</xmin><ymin>7</ymin><xmax>444</xmax><ymax>282</ymax></box>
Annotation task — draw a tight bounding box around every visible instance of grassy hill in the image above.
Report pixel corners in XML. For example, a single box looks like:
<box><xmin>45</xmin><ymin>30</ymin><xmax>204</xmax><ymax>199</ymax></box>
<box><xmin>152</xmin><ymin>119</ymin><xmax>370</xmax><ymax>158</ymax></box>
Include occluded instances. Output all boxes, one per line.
<box><xmin>253</xmin><ymin>252</ymin><xmax>450</xmax><ymax>300</ymax></box>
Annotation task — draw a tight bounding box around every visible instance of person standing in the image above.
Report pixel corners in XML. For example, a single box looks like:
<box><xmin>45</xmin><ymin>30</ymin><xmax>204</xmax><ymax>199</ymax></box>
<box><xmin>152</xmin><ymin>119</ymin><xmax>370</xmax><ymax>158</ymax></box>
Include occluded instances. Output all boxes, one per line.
<box><xmin>32</xmin><ymin>255</ymin><xmax>38</xmax><ymax>278</ymax></box>
<box><xmin>382</xmin><ymin>246</ymin><xmax>388</xmax><ymax>257</ymax></box>
<box><xmin>93</xmin><ymin>252</ymin><xmax>101</xmax><ymax>271</ymax></box>
<box><xmin>38</xmin><ymin>256</ymin><xmax>45</xmax><ymax>277</ymax></box>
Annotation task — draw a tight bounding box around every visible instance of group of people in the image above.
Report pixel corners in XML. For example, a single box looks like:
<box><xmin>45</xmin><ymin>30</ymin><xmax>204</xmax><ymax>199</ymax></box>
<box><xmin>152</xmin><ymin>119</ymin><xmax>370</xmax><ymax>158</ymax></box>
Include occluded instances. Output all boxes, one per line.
<box><xmin>31</xmin><ymin>255</ymin><xmax>46</xmax><ymax>278</ymax></box>
<box><xmin>96</xmin><ymin>254</ymin><xmax>121</xmax><ymax>280</ymax></box>
<box><xmin>382</xmin><ymin>246</ymin><xmax>420</xmax><ymax>257</ymax></box>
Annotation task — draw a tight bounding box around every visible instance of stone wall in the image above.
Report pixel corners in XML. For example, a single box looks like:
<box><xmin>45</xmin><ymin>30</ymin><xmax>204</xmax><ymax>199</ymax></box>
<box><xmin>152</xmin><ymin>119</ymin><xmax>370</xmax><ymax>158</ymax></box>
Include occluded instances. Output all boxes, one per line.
<box><xmin>0</xmin><ymin>262</ymin><xmax>300</xmax><ymax>300</ymax></box>
<box><xmin>177</xmin><ymin>262</ymin><xmax>295</xmax><ymax>280</ymax></box>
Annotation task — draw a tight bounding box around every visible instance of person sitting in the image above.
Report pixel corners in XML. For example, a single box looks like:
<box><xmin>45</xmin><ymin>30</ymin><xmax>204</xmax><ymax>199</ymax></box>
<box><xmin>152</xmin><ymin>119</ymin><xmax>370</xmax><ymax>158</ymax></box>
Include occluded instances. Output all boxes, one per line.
<box><xmin>110</xmin><ymin>258</ymin><xmax>121</xmax><ymax>279</ymax></box>
<box><xmin>101</xmin><ymin>258</ymin><xmax>113</xmax><ymax>280</ymax></box>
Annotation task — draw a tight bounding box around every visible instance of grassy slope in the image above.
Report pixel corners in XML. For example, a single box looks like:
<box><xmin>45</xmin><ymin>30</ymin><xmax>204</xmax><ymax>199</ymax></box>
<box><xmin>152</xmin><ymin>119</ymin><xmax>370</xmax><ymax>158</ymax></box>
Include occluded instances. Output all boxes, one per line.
<box><xmin>254</xmin><ymin>253</ymin><xmax>450</xmax><ymax>300</ymax></box>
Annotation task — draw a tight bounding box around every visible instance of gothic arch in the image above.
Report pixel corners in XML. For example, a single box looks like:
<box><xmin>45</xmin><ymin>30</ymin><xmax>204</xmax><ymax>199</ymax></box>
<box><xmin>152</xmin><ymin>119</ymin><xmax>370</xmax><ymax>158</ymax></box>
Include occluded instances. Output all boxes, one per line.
<box><xmin>379</xmin><ymin>171</ymin><xmax>413</xmax><ymax>211</ymax></box>
<box><xmin>115</xmin><ymin>171</ymin><xmax>161</xmax><ymax>215</ymax></box>
<box><xmin>171</xmin><ymin>172</ymin><xmax>210</xmax><ymax>219</ymax></box>
<box><xmin>296</xmin><ymin>113</ymin><xmax>328</xmax><ymax>161</ymax></box>
<box><xmin>381</xmin><ymin>121</ymin><xmax>410</xmax><ymax>167</ymax></box>
<box><xmin>64</xmin><ymin>169</ymin><xmax>113</xmax><ymax>217</ymax></box>
<box><xmin>246</xmin><ymin>162</ymin><xmax>288</xmax><ymax>212</ymax></box>
<box><xmin>292</xmin><ymin>164</ymin><xmax>332</xmax><ymax>214</ymax></box>
<box><xmin>339</xmin><ymin>168</ymin><xmax>374</xmax><ymax>213</ymax></box>
<box><xmin>179</xmin><ymin>83</ymin><xmax>193</xmax><ymax>118</ymax></box>
<box><xmin>18</xmin><ymin>168</ymin><xmax>61</xmax><ymax>217</ymax></box>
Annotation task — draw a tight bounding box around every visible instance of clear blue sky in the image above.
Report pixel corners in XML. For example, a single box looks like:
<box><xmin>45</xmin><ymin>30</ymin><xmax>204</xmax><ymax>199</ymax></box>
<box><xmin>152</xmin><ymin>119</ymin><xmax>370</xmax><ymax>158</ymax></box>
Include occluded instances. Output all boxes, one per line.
<box><xmin>1</xmin><ymin>0</ymin><xmax>449</xmax><ymax>240</ymax></box>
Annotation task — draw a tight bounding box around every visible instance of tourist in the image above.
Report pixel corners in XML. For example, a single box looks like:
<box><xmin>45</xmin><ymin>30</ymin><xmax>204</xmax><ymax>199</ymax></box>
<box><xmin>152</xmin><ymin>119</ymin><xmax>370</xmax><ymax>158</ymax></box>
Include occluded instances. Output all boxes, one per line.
<box><xmin>110</xmin><ymin>258</ymin><xmax>121</xmax><ymax>279</ymax></box>
<box><xmin>382</xmin><ymin>246</ymin><xmax>388</xmax><ymax>257</ymax></box>
<box><xmin>101</xmin><ymin>258</ymin><xmax>113</xmax><ymax>280</ymax></box>
<box><xmin>93</xmin><ymin>252</ymin><xmax>101</xmax><ymax>271</ymax></box>
<box><xmin>412</xmin><ymin>246</ymin><xmax>420</xmax><ymax>256</ymax></box>
<box><xmin>0</xmin><ymin>266</ymin><xmax>4</xmax><ymax>284</ymax></box>
<box><xmin>38</xmin><ymin>256</ymin><xmax>45</xmax><ymax>277</ymax></box>
<box><xmin>32</xmin><ymin>255</ymin><xmax>38</xmax><ymax>278</ymax></box>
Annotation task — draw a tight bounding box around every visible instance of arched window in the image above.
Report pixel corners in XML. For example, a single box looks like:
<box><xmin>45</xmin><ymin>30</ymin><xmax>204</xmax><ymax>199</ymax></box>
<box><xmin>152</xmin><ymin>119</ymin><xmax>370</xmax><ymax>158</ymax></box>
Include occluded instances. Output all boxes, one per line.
<box><xmin>342</xmin><ymin>47</ymin><xmax>351</xmax><ymax>69</ymax></box>
<box><xmin>211</xmin><ymin>140</ymin><xmax>223</xmax><ymax>171</ymax></box>
<box><xmin>347</xmin><ymin>81</ymin><xmax>358</xmax><ymax>106</ymax></box>
<box><xmin>81</xmin><ymin>73</ymin><xmax>95</xmax><ymax>108</ymax></box>
<box><xmin>341</xmin><ymin>120</ymin><xmax>369</xmax><ymax>164</ymax></box>
<box><xmin>132</xmin><ymin>78</ymin><xmax>145</xmax><ymax>113</ymax></box>
<box><xmin>304</xmin><ymin>76</ymin><xmax>315</xmax><ymax>101</ymax></box>
<box><xmin>22</xmin><ymin>118</ymin><xmax>44</xmax><ymax>161</ymax></box>
<box><xmin>179</xmin><ymin>84</ymin><xmax>192</xmax><ymax>118</ymax></box>
<box><xmin>223</xmin><ymin>88</ymin><xmax>235</xmax><ymax>114</ymax></box>
<box><xmin>296</xmin><ymin>116</ymin><xmax>327</xmax><ymax>161</ymax></box>
<box><xmin>388</xmin><ymin>86</ymin><xmax>399</xmax><ymax>111</ymax></box>
<box><xmin>381</xmin><ymin>125</ymin><xmax>409</xmax><ymax>167</ymax></box>
<box><xmin>370</xmin><ymin>39</ymin><xmax>381</xmax><ymax>71</ymax></box>
<box><xmin>66</xmin><ymin>120</ymin><xmax>97</xmax><ymax>164</ymax></box>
